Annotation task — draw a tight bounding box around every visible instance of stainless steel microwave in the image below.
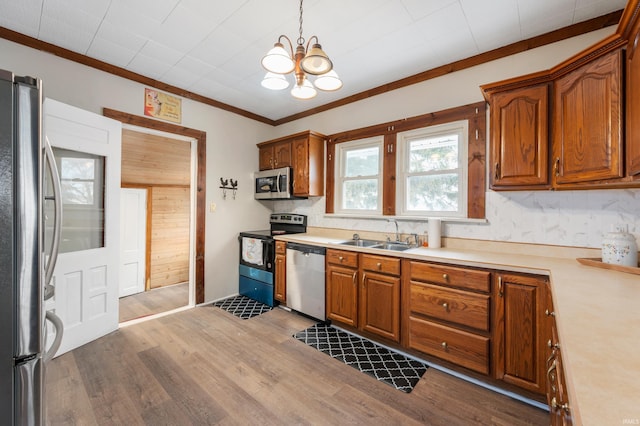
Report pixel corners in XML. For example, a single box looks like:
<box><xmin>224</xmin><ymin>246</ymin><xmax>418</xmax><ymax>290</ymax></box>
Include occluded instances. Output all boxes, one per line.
<box><xmin>254</xmin><ymin>166</ymin><xmax>296</xmax><ymax>200</ymax></box>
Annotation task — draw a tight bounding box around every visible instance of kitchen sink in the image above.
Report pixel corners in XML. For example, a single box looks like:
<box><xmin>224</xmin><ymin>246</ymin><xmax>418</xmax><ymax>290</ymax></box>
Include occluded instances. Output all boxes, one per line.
<box><xmin>339</xmin><ymin>239</ymin><xmax>412</xmax><ymax>251</ymax></box>
<box><xmin>378</xmin><ymin>242</ymin><xmax>411</xmax><ymax>251</ymax></box>
<box><xmin>339</xmin><ymin>239</ymin><xmax>383</xmax><ymax>247</ymax></box>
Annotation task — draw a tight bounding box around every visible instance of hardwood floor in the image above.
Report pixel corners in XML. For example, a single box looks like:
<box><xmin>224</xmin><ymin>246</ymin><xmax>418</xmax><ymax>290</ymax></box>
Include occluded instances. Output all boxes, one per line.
<box><xmin>119</xmin><ymin>282</ymin><xmax>189</xmax><ymax>323</ymax></box>
<box><xmin>46</xmin><ymin>306</ymin><xmax>549</xmax><ymax>425</ymax></box>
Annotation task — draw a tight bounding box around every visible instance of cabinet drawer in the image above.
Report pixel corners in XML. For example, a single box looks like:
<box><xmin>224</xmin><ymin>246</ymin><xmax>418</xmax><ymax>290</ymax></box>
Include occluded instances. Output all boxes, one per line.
<box><xmin>326</xmin><ymin>249</ymin><xmax>358</xmax><ymax>268</ymax></box>
<box><xmin>408</xmin><ymin>317</ymin><xmax>490</xmax><ymax>374</ymax></box>
<box><xmin>410</xmin><ymin>282</ymin><xmax>490</xmax><ymax>331</ymax></box>
<box><xmin>275</xmin><ymin>241</ymin><xmax>286</xmax><ymax>255</ymax></box>
<box><xmin>409</xmin><ymin>261</ymin><xmax>491</xmax><ymax>293</ymax></box>
<box><xmin>360</xmin><ymin>254</ymin><xmax>400</xmax><ymax>276</ymax></box>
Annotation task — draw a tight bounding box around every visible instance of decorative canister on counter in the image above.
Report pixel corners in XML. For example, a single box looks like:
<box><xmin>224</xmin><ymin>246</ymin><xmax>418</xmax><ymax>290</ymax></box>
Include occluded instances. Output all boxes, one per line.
<box><xmin>601</xmin><ymin>224</ymin><xmax>638</xmax><ymax>267</ymax></box>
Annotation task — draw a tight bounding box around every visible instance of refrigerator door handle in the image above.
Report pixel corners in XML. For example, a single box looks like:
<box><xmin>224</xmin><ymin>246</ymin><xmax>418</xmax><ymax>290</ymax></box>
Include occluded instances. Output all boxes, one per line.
<box><xmin>43</xmin><ymin>136</ymin><xmax>62</xmax><ymax>299</ymax></box>
<box><xmin>43</xmin><ymin>310</ymin><xmax>63</xmax><ymax>362</ymax></box>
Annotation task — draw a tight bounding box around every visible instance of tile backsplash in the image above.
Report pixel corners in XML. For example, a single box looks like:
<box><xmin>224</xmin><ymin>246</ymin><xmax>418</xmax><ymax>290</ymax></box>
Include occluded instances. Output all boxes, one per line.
<box><xmin>272</xmin><ymin>189</ymin><xmax>640</xmax><ymax>249</ymax></box>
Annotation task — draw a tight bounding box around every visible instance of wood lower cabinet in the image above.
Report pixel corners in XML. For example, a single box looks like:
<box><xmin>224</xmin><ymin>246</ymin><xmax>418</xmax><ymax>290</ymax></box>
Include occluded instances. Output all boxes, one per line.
<box><xmin>403</xmin><ymin>260</ymin><xmax>492</xmax><ymax>374</ymax></box>
<box><xmin>359</xmin><ymin>254</ymin><xmax>401</xmax><ymax>342</ymax></box>
<box><xmin>553</xmin><ymin>49</ymin><xmax>623</xmax><ymax>186</ymax></box>
<box><xmin>487</xmin><ymin>83</ymin><xmax>550</xmax><ymax>190</ymax></box>
<box><xmin>492</xmin><ymin>272</ymin><xmax>550</xmax><ymax>395</ymax></box>
<box><xmin>326</xmin><ymin>250</ymin><xmax>401</xmax><ymax>342</ymax></box>
<box><xmin>545</xmin><ymin>283</ymin><xmax>573</xmax><ymax>425</ymax></box>
<box><xmin>326</xmin><ymin>250</ymin><xmax>359</xmax><ymax>326</ymax></box>
<box><xmin>274</xmin><ymin>241</ymin><xmax>286</xmax><ymax>303</ymax></box>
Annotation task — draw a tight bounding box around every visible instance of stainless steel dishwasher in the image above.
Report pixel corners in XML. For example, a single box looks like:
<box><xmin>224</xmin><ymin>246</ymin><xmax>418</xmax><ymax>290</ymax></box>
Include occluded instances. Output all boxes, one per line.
<box><xmin>286</xmin><ymin>242</ymin><xmax>326</xmax><ymax>321</ymax></box>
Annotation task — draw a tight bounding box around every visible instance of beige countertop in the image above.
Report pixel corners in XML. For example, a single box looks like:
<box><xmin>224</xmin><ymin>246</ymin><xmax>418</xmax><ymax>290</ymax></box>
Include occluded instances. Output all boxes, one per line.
<box><xmin>276</xmin><ymin>231</ymin><xmax>640</xmax><ymax>426</ymax></box>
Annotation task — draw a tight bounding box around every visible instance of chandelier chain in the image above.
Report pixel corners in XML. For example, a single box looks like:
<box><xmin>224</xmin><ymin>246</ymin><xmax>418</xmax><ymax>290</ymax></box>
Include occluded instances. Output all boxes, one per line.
<box><xmin>297</xmin><ymin>0</ymin><xmax>305</xmax><ymax>46</ymax></box>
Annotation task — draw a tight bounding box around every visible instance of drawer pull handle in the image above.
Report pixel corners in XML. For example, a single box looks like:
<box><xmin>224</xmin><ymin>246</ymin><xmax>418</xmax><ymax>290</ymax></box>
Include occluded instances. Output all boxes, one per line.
<box><xmin>376</xmin><ymin>262</ymin><xmax>382</xmax><ymax>270</ymax></box>
<box><xmin>550</xmin><ymin>397</ymin><xmax>570</xmax><ymax>413</ymax></box>
<box><xmin>441</xmin><ymin>341</ymin><xmax>448</xmax><ymax>350</ymax></box>
<box><xmin>498</xmin><ymin>276</ymin><xmax>503</xmax><ymax>297</ymax></box>
<box><xmin>442</xmin><ymin>273</ymin><xmax>448</xmax><ymax>281</ymax></box>
<box><xmin>442</xmin><ymin>302</ymin><xmax>448</xmax><ymax>310</ymax></box>
<box><xmin>547</xmin><ymin>339</ymin><xmax>560</xmax><ymax>350</ymax></box>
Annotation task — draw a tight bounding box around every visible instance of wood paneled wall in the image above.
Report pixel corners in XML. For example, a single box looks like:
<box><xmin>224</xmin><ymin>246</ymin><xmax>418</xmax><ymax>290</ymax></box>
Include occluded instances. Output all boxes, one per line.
<box><xmin>121</xmin><ymin>129</ymin><xmax>191</xmax><ymax>289</ymax></box>
<box><xmin>150</xmin><ymin>187</ymin><xmax>190</xmax><ymax>288</ymax></box>
<box><xmin>122</xmin><ymin>129</ymin><xmax>190</xmax><ymax>185</ymax></box>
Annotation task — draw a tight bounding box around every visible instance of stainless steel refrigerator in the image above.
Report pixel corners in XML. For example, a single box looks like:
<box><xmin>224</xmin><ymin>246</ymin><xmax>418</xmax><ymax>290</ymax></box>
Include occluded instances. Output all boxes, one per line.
<box><xmin>1</xmin><ymin>69</ymin><xmax>64</xmax><ymax>425</ymax></box>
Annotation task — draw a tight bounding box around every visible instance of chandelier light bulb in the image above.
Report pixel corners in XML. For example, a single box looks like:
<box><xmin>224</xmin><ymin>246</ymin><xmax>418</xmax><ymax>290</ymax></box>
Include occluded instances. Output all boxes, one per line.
<box><xmin>314</xmin><ymin>70</ymin><xmax>343</xmax><ymax>91</ymax></box>
<box><xmin>261</xmin><ymin>72</ymin><xmax>290</xmax><ymax>90</ymax></box>
<box><xmin>291</xmin><ymin>78</ymin><xmax>317</xmax><ymax>99</ymax></box>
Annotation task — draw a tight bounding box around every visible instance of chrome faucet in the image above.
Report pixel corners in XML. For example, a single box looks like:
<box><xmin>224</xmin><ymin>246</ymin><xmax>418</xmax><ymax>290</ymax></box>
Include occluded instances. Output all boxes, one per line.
<box><xmin>388</xmin><ymin>219</ymin><xmax>400</xmax><ymax>242</ymax></box>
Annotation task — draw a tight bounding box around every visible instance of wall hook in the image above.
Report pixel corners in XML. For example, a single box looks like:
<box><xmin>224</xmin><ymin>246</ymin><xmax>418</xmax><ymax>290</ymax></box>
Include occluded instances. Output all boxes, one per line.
<box><xmin>220</xmin><ymin>177</ymin><xmax>238</xmax><ymax>200</ymax></box>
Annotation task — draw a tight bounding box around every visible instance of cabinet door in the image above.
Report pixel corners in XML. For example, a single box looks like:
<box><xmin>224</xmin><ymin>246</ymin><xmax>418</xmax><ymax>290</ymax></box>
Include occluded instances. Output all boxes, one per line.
<box><xmin>273</xmin><ymin>141</ymin><xmax>291</xmax><ymax>169</ymax></box>
<box><xmin>553</xmin><ymin>50</ymin><xmax>623</xmax><ymax>185</ymax></box>
<box><xmin>291</xmin><ymin>136</ymin><xmax>309</xmax><ymax>196</ymax></box>
<box><xmin>493</xmin><ymin>273</ymin><xmax>549</xmax><ymax>394</ymax></box>
<box><xmin>274</xmin><ymin>253</ymin><xmax>286</xmax><ymax>303</ymax></box>
<box><xmin>489</xmin><ymin>84</ymin><xmax>549</xmax><ymax>189</ymax></box>
<box><xmin>259</xmin><ymin>146</ymin><xmax>273</xmax><ymax>170</ymax></box>
<box><xmin>360</xmin><ymin>272</ymin><xmax>400</xmax><ymax>342</ymax></box>
<box><xmin>326</xmin><ymin>264</ymin><xmax>358</xmax><ymax>327</ymax></box>
<box><xmin>627</xmin><ymin>20</ymin><xmax>640</xmax><ymax>178</ymax></box>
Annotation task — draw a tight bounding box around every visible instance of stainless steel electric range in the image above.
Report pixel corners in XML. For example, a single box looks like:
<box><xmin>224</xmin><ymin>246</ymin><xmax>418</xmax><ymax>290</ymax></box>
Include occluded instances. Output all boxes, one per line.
<box><xmin>238</xmin><ymin>213</ymin><xmax>307</xmax><ymax>306</ymax></box>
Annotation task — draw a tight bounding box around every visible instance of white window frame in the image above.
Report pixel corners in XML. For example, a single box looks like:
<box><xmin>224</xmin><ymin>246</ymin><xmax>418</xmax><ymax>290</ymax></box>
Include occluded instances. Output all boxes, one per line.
<box><xmin>335</xmin><ymin>136</ymin><xmax>384</xmax><ymax>215</ymax></box>
<box><xmin>396</xmin><ymin>120</ymin><xmax>469</xmax><ymax>218</ymax></box>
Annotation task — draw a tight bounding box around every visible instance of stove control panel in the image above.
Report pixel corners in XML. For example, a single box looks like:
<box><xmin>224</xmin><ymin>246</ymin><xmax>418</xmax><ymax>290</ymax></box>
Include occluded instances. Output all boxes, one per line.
<box><xmin>270</xmin><ymin>213</ymin><xmax>307</xmax><ymax>226</ymax></box>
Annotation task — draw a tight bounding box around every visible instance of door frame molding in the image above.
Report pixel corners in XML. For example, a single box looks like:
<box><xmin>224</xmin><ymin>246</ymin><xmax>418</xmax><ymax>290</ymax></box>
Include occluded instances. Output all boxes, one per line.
<box><xmin>103</xmin><ymin>108</ymin><xmax>206</xmax><ymax>304</ymax></box>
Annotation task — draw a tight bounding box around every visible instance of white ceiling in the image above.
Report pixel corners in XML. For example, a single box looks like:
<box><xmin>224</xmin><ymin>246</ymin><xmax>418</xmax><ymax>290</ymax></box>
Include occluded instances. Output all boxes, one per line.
<box><xmin>0</xmin><ymin>0</ymin><xmax>627</xmax><ymax>121</ymax></box>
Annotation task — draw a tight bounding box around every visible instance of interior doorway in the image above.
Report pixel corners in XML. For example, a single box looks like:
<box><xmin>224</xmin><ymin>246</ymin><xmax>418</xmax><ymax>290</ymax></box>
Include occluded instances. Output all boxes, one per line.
<box><xmin>118</xmin><ymin>127</ymin><xmax>196</xmax><ymax>322</ymax></box>
<box><xmin>103</xmin><ymin>108</ymin><xmax>207</xmax><ymax>312</ymax></box>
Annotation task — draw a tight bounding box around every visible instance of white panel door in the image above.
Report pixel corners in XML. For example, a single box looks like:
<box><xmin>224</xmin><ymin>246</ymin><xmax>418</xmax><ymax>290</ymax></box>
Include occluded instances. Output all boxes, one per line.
<box><xmin>119</xmin><ymin>188</ymin><xmax>147</xmax><ymax>297</ymax></box>
<box><xmin>44</xmin><ymin>98</ymin><xmax>121</xmax><ymax>357</ymax></box>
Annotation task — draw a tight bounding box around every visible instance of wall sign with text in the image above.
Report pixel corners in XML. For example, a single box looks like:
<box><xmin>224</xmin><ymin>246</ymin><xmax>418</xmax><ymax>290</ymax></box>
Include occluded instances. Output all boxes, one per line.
<box><xmin>144</xmin><ymin>88</ymin><xmax>182</xmax><ymax>123</ymax></box>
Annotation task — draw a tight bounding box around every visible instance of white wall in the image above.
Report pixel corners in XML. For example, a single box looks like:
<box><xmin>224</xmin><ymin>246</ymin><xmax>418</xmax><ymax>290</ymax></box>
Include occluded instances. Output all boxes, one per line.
<box><xmin>0</xmin><ymin>38</ymin><xmax>276</xmax><ymax>302</ymax></box>
<box><xmin>271</xmin><ymin>27</ymin><xmax>640</xmax><ymax>250</ymax></box>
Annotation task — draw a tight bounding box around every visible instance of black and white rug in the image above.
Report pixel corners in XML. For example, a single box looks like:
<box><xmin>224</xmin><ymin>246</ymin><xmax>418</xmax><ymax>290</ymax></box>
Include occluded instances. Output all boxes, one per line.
<box><xmin>212</xmin><ymin>295</ymin><xmax>273</xmax><ymax>319</ymax></box>
<box><xmin>293</xmin><ymin>323</ymin><xmax>428</xmax><ymax>393</ymax></box>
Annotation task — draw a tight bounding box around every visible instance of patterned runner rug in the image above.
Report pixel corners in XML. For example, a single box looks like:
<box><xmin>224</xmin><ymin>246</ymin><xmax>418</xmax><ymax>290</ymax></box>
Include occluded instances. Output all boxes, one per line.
<box><xmin>293</xmin><ymin>323</ymin><xmax>428</xmax><ymax>393</ymax></box>
<box><xmin>212</xmin><ymin>295</ymin><xmax>273</xmax><ymax>319</ymax></box>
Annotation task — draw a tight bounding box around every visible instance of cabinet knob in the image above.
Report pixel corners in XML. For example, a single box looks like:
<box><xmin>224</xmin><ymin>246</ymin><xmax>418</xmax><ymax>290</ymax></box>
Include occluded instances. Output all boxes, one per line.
<box><xmin>338</xmin><ymin>256</ymin><xmax>344</xmax><ymax>261</ymax></box>
<box><xmin>545</xmin><ymin>309</ymin><xmax>555</xmax><ymax>317</ymax></box>
<box><xmin>442</xmin><ymin>302</ymin><xmax>448</xmax><ymax>310</ymax></box>
<box><xmin>547</xmin><ymin>339</ymin><xmax>560</xmax><ymax>350</ymax></box>
<box><xmin>442</xmin><ymin>273</ymin><xmax>448</xmax><ymax>281</ymax></box>
<box><xmin>376</xmin><ymin>262</ymin><xmax>382</xmax><ymax>270</ymax></box>
<box><xmin>441</xmin><ymin>341</ymin><xmax>448</xmax><ymax>350</ymax></box>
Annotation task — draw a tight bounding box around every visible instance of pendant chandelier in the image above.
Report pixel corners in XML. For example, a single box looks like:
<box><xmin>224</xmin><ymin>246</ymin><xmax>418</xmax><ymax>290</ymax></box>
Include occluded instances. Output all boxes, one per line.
<box><xmin>261</xmin><ymin>0</ymin><xmax>342</xmax><ymax>100</ymax></box>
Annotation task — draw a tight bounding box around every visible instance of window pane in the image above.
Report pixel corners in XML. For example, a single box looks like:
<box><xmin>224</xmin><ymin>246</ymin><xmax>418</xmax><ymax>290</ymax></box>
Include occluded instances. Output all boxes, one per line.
<box><xmin>406</xmin><ymin>174</ymin><xmax>458</xmax><ymax>211</ymax></box>
<box><xmin>345</xmin><ymin>147</ymin><xmax>379</xmax><ymax>177</ymax></box>
<box><xmin>45</xmin><ymin>148</ymin><xmax>105</xmax><ymax>253</ymax></box>
<box><xmin>343</xmin><ymin>179</ymin><xmax>378</xmax><ymax>210</ymax></box>
<box><xmin>408</xmin><ymin>135</ymin><xmax>458</xmax><ymax>172</ymax></box>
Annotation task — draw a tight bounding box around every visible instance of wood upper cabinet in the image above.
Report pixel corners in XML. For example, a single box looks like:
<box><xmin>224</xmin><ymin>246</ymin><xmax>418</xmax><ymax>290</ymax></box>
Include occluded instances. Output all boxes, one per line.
<box><xmin>259</xmin><ymin>140</ymin><xmax>291</xmax><ymax>170</ymax></box>
<box><xmin>487</xmin><ymin>84</ymin><xmax>550</xmax><ymax>189</ymax></box>
<box><xmin>359</xmin><ymin>254</ymin><xmax>401</xmax><ymax>342</ymax></box>
<box><xmin>627</xmin><ymin>6</ymin><xmax>640</xmax><ymax>180</ymax></box>
<box><xmin>553</xmin><ymin>49</ymin><xmax>623</xmax><ymax>186</ymax></box>
<box><xmin>274</xmin><ymin>241</ymin><xmax>286</xmax><ymax>303</ymax></box>
<box><xmin>257</xmin><ymin>131</ymin><xmax>325</xmax><ymax>197</ymax></box>
<box><xmin>493</xmin><ymin>272</ymin><xmax>549</xmax><ymax>395</ymax></box>
<box><xmin>326</xmin><ymin>250</ymin><xmax>359</xmax><ymax>326</ymax></box>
